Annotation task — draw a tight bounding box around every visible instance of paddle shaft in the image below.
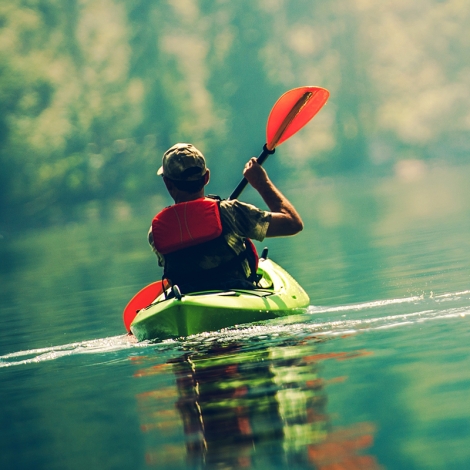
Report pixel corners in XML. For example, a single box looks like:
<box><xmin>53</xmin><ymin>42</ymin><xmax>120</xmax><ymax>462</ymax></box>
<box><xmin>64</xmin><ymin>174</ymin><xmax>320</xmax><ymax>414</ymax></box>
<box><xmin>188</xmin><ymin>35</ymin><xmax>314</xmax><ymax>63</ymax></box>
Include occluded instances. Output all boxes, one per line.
<box><xmin>228</xmin><ymin>144</ymin><xmax>275</xmax><ymax>200</ymax></box>
<box><xmin>228</xmin><ymin>91</ymin><xmax>314</xmax><ymax>201</ymax></box>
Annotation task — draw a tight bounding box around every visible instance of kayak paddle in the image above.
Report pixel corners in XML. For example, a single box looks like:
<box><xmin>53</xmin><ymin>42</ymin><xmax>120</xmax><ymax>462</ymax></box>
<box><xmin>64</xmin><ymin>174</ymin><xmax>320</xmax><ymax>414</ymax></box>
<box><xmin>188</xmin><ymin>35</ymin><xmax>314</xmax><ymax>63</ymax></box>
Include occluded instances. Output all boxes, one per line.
<box><xmin>229</xmin><ymin>85</ymin><xmax>329</xmax><ymax>200</ymax></box>
<box><xmin>123</xmin><ymin>280</ymin><xmax>167</xmax><ymax>332</ymax></box>
<box><xmin>123</xmin><ymin>85</ymin><xmax>329</xmax><ymax>331</ymax></box>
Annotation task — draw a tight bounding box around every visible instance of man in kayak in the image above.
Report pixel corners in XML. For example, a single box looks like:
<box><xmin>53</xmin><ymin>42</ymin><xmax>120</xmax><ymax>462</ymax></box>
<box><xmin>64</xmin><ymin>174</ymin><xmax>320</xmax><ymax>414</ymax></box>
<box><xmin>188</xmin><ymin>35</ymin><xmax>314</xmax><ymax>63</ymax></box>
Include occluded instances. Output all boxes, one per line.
<box><xmin>149</xmin><ymin>143</ymin><xmax>303</xmax><ymax>293</ymax></box>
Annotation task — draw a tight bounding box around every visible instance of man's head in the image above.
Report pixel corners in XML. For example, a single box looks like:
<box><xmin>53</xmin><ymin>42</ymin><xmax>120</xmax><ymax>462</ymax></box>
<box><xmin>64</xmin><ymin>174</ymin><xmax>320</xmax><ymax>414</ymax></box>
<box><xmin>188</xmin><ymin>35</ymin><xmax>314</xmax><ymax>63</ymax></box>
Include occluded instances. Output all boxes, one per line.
<box><xmin>158</xmin><ymin>143</ymin><xmax>209</xmax><ymax>196</ymax></box>
<box><xmin>158</xmin><ymin>143</ymin><xmax>207</xmax><ymax>180</ymax></box>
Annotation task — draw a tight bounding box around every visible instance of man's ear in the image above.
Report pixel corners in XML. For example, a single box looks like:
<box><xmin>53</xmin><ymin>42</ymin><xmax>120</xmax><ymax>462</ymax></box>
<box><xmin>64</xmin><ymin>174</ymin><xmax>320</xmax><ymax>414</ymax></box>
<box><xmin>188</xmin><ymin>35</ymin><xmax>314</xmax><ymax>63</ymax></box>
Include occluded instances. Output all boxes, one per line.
<box><xmin>204</xmin><ymin>170</ymin><xmax>210</xmax><ymax>186</ymax></box>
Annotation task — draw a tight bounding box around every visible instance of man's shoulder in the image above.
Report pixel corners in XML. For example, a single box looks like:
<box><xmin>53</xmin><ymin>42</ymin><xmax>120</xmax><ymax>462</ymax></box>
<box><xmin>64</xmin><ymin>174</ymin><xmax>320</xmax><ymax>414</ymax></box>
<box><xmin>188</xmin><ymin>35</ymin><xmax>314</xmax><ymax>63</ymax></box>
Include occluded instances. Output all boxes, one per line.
<box><xmin>220</xmin><ymin>199</ymin><xmax>257</xmax><ymax>211</ymax></box>
<box><xmin>219</xmin><ymin>199</ymin><xmax>271</xmax><ymax>241</ymax></box>
<box><xmin>220</xmin><ymin>199</ymin><xmax>270</xmax><ymax>225</ymax></box>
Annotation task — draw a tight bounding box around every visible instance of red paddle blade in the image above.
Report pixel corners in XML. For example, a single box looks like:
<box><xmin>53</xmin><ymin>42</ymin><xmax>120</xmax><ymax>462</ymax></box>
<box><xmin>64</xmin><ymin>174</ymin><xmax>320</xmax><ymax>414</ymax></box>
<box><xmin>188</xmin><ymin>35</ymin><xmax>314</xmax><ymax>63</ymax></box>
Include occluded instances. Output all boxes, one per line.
<box><xmin>266</xmin><ymin>86</ymin><xmax>330</xmax><ymax>150</ymax></box>
<box><xmin>123</xmin><ymin>281</ymin><xmax>166</xmax><ymax>332</ymax></box>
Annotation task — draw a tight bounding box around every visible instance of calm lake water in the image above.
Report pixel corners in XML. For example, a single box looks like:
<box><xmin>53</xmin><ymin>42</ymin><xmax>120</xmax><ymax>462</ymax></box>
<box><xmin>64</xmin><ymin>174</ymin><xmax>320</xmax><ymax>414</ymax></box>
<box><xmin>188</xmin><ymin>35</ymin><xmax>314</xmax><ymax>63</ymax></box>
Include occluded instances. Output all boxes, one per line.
<box><xmin>1</xmin><ymin>162</ymin><xmax>470</xmax><ymax>469</ymax></box>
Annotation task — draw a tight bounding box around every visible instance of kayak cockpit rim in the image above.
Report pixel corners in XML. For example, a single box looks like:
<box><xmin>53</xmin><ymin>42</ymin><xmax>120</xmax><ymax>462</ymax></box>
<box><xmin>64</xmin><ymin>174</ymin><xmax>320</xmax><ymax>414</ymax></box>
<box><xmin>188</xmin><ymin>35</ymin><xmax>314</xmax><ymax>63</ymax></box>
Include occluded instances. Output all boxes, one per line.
<box><xmin>149</xmin><ymin>288</ymin><xmax>276</xmax><ymax>305</ymax></box>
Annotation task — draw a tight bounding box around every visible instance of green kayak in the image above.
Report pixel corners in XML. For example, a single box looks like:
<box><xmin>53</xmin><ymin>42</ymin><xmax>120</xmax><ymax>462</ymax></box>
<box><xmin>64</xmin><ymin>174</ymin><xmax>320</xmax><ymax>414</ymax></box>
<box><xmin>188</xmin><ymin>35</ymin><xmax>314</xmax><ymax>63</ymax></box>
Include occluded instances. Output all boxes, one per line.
<box><xmin>130</xmin><ymin>257</ymin><xmax>310</xmax><ymax>341</ymax></box>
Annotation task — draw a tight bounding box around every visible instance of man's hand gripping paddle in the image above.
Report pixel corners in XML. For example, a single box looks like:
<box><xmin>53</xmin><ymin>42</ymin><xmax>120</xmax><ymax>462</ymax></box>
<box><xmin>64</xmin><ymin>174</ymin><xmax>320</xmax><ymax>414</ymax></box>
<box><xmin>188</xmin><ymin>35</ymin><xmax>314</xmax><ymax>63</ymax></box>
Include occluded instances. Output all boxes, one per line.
<box><xmin>229</xmin><ymin>86</ymin><xmax>330</xmax><ymax>200</ymax></box>
<box><xmin>123</xmin><ymin>85</ymin><xmax>330</xmax><ymax>332</ymax></box>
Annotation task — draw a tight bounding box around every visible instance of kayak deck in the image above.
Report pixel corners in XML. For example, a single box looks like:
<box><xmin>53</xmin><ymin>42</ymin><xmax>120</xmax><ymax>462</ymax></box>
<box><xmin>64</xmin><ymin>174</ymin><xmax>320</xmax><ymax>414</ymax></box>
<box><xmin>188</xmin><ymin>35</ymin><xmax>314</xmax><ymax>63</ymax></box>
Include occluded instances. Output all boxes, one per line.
<box><xmin>130</xmin><ymin>258</ymin><xmax>310</xmax><ymax>341</ymax></box>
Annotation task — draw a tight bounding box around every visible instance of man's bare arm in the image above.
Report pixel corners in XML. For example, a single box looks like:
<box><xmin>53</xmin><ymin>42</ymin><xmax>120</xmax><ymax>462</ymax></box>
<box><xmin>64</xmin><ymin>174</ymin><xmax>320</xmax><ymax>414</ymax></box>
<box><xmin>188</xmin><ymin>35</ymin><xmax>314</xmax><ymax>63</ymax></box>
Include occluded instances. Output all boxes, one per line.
<box><xmin>243</xmin><ymin>158</ymin><xmax>303</xmax><ymax>237</ymax></box>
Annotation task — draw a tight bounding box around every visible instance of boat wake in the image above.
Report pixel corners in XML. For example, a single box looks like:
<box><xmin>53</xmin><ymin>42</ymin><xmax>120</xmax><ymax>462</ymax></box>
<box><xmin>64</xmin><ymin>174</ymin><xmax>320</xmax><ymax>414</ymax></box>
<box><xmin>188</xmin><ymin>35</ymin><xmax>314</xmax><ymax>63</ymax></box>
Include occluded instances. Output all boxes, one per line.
<box><xmin>0</xmin><ymin>335</ymin><xmax>149</xmax><ymax>368</ymax></box>
<box><xmin>304</xmin><ymin>290</ymin><xmax>470</xmax><ymax>334</ymax></box>
<box><xmin>2</xmin><ymin>290</ymin><xmax>469</xmax><ymax>368</ymax></box>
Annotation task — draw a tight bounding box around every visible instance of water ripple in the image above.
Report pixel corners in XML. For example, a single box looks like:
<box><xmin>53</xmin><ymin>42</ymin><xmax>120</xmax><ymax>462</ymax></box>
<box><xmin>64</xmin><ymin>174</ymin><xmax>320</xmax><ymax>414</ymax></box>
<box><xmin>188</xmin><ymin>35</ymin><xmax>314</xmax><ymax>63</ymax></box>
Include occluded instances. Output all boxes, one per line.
<box><xmin>2</xmin><ymin>291</ymin><xmax>469</xmax><ymax>368</ymax></box>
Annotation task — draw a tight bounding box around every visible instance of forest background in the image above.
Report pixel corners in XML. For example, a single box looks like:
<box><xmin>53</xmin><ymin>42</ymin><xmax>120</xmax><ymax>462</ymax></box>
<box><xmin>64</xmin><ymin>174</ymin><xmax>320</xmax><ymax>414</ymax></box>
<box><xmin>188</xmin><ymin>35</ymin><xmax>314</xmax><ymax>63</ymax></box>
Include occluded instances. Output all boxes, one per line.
<box><xmin>1</xmin><ymin>0</ymin><xmax>469</xmax><ymax>230</ymax></box>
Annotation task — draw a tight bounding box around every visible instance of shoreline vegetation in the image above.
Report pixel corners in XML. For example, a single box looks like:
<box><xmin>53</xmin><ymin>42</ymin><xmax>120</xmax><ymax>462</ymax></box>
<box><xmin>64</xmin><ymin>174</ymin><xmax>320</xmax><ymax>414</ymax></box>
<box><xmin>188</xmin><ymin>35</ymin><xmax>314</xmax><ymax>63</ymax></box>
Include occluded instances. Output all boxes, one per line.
<box><xmin>1</xmin><ymin>1</ymin><xmax>469</xmax><ymax>229</ymax></box>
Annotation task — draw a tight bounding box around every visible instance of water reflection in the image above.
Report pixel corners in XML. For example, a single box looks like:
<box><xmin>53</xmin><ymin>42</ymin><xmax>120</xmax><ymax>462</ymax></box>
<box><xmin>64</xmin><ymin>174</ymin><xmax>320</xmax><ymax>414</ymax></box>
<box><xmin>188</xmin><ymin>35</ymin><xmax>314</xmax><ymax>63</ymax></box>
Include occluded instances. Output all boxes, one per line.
<box><xmin>132</xmin><ymin>336</ymin><xmax>382</xmax><ymax>469</ymax></box>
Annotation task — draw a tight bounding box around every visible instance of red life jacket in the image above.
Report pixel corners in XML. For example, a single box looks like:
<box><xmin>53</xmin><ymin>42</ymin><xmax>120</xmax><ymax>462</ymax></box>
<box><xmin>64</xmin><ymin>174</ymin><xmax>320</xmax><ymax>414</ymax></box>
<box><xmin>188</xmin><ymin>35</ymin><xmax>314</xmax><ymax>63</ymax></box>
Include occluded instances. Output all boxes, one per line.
<box><xmin>151</xmin><ymin>197</ymin><xmax>259</xmax><ymax>293</ymax></box>
<box><xmin>152</xmin><ymin>198</ymin><xmax>222</xmax><ymax>254</ymax></box>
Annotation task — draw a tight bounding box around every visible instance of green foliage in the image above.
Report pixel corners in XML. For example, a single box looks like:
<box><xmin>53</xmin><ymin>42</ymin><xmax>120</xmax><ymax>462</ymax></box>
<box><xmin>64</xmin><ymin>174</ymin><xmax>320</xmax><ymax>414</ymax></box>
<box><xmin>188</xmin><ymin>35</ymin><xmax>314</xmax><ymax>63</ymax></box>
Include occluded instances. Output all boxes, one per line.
<box><xmin>1</xmin><ymin>0</ymin><xmax>469</xmax><ymax>228</ymax></box>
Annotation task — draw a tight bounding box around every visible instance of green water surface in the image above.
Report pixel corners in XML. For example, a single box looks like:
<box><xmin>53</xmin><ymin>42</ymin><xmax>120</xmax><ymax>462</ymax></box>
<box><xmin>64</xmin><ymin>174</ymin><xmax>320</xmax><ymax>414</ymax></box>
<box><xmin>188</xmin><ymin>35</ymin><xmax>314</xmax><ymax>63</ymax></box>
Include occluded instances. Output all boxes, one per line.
<box><xmin>1</xmin><ymin>164</ymin><xmax>470</xmax><ymax>470</ymax></box>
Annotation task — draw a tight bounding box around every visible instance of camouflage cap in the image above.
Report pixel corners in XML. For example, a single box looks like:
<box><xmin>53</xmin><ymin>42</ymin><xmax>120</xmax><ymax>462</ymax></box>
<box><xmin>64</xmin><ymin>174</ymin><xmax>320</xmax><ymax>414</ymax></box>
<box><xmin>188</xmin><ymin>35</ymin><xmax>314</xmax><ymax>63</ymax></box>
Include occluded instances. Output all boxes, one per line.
<box><xmin>157</xmin><ymin>143</ymin><xmax>207</xmax><ymax>181</ymax></box>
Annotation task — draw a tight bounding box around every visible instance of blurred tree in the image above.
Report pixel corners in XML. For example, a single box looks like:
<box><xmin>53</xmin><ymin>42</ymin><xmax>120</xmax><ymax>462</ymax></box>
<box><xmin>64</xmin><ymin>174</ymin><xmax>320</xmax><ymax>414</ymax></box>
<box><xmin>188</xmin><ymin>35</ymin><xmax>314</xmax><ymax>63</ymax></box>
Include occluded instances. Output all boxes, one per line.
<box><xmin>328</xmin><ymin>3</ymin><xmax>369</xmax><ymax>173</ymax></box>
<box><xmin>1</xmin><ymin>0</ymin><xmax>469</xmax><ymax>229</ymax></box>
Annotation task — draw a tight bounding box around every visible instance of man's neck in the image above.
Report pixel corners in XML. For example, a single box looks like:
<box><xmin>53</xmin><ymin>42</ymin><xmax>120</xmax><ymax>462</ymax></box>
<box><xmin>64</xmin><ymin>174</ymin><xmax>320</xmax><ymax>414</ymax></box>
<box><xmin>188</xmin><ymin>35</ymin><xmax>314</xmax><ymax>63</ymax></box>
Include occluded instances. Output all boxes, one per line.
<box><xmin>173</xmin><ymin>191</ymin><xmax>205</xmax><ymax>204</ymax></box>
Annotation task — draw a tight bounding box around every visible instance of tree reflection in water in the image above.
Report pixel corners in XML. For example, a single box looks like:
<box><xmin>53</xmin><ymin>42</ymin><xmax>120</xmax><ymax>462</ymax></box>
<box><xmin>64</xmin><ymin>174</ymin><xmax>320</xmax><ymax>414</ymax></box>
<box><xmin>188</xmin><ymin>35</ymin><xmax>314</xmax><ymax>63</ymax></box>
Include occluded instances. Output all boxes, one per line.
<box><xmin>133</xmin><ymin>336</ymin><xmax>382</xmax><ymax>469</ymax></box>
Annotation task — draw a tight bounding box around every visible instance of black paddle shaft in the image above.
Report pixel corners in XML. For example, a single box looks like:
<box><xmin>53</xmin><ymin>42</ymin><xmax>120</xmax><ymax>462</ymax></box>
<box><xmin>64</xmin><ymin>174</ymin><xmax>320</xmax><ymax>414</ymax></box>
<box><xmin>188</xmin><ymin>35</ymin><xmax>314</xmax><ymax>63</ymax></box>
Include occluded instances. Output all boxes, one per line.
<box><xmin>228</xmin><ymin>144</ymin><xmax>276</xmax><ymax>200</ymax></box>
